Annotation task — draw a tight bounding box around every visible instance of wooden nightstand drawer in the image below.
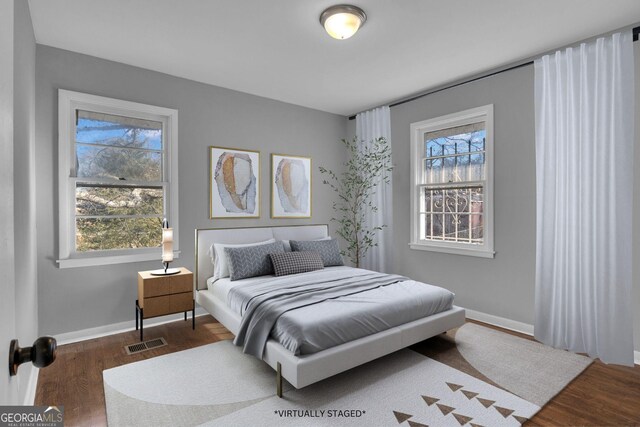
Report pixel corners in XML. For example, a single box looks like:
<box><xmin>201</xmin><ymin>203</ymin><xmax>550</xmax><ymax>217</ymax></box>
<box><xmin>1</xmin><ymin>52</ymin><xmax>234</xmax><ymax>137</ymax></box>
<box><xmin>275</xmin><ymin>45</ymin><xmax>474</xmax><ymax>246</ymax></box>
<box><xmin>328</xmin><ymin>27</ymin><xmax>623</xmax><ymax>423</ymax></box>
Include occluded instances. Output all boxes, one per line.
<box><xmin>138</xmin><ymin>267</ymin><xmax>193</xmax><ymax>299</ymax></box>
<box><xmin>143</xmin><ymin>292</ymin><xmax>193</xmax><ymax>318</ymax></box>
<box><xmin>142</xmin><ymin>274</ymin><xmax>192</xmax><ymax>298</ymax></box>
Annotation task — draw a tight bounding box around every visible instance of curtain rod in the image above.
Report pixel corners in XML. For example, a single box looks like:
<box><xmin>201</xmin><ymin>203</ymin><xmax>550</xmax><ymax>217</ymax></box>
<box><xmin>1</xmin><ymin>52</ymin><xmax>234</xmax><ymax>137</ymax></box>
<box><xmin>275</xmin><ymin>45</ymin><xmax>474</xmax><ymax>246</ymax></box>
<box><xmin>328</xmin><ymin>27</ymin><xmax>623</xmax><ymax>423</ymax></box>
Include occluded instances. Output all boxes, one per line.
<box><xmin>348</xmin><ymin>25</ymin><xmax>640</xmax><ymax>120</ymax></box>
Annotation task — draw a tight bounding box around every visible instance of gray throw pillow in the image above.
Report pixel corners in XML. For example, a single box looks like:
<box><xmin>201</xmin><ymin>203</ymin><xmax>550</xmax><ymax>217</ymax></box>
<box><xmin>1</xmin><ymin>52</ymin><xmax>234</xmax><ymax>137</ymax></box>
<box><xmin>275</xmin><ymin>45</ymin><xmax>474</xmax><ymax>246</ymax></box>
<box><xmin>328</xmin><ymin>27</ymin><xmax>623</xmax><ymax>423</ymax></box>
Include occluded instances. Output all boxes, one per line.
<box><xmin>225</xmin><ymin>241</ymin><xmax>284</xmax><ymax>281</ymax></box>
<box><xmin>289</xmin><ymin>239</ymin><xmax>344</xmax><ymax>267</ymax></box>
<box><xmin>269</xmin><ymin>251</ymin><xmax>324</xmax><ymax>276</ymax></box>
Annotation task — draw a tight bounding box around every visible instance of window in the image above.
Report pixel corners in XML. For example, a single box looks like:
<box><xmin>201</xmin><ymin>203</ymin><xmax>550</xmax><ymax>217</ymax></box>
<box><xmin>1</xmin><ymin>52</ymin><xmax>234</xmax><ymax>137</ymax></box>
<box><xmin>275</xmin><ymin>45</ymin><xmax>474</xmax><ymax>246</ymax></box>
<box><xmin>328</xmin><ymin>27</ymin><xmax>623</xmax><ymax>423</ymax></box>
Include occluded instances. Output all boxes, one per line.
<box><xmin>57</xmin><ymin>90</ymin><xmax>179</xmax><ymax>268</ymax></box>
<box><xmin>410</xmin><ymin>105</ymin><xmax>494</xmax><ymax>258</ymax></box>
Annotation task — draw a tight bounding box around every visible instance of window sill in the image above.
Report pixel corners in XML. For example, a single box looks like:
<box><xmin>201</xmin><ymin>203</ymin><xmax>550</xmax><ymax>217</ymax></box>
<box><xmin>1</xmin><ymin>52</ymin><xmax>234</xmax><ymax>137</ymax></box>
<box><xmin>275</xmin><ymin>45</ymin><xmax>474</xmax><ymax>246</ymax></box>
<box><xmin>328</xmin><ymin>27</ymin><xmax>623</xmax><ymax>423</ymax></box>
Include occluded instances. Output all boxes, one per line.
<box><xmin>409</xmin><ymin>243</ymin><xmax>494</xmax><ymax>258</ymax></box>
<box><xmin>57</xmin><ymin>251</ymin><xmax>181</xmax><ymax>269</ymax></box>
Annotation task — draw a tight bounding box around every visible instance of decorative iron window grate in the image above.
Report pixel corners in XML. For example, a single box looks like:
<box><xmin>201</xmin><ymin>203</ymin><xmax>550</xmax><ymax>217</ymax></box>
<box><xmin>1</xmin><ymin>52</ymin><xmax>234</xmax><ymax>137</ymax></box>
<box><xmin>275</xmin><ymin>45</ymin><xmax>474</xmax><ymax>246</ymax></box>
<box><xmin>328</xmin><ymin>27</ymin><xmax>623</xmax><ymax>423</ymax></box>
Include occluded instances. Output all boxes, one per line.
<box><xmin>419</xmin><ymin>186</ymin><xmax>484</xmax><ymax>243</ymax></box>
<box><xmin>419</xmin><ymin>125</ymin><xmax>486</xmax><ymax>244</ymax></box>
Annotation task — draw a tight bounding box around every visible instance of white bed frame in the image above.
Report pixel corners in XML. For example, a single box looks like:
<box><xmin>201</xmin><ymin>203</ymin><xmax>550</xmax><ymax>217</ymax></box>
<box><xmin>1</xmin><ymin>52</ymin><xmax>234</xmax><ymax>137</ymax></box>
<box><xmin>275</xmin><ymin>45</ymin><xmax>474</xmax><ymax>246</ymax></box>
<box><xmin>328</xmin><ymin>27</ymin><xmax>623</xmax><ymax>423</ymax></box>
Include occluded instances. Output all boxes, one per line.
<box><xmin>195</xmin><ymin>224</ymin><xmax>465</xmax><ymax>396</ymax></box>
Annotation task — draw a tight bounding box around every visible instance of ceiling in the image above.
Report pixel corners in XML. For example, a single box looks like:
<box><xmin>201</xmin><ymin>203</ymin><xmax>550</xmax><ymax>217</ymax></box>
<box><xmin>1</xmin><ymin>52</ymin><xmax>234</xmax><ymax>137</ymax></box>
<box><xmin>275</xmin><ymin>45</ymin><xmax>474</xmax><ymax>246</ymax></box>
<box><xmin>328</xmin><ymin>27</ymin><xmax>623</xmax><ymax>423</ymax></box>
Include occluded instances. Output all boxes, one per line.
<box><xmin>28</xmin><ymin>0</ymin><xmax>640</xmax><ymax>116</ymax></box>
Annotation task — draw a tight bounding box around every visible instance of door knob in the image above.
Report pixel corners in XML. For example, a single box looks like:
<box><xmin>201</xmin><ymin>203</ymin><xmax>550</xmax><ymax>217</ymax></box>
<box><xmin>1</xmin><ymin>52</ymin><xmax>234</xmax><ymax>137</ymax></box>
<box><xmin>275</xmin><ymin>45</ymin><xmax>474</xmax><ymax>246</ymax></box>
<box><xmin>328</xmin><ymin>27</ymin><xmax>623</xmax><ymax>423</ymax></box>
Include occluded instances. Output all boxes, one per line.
<box><xmin>9</xmin><ymin>337</ymin><xmax>57</xmax><ymax>376</ymax></box>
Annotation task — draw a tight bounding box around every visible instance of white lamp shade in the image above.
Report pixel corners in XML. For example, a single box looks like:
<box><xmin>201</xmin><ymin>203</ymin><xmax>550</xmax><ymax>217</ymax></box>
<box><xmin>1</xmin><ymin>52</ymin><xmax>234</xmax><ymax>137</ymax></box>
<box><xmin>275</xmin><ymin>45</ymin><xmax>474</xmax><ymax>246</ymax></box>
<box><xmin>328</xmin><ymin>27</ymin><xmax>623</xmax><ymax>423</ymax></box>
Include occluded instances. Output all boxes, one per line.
<box><xmin>162</xmin><ymin>228</ymin><xmax>173</xmax><ymax>243</ymax></box>
<box><xmin>162</xmin><ymin>241</ymin><xmax>174</xmax><ymax>262</ymax></box>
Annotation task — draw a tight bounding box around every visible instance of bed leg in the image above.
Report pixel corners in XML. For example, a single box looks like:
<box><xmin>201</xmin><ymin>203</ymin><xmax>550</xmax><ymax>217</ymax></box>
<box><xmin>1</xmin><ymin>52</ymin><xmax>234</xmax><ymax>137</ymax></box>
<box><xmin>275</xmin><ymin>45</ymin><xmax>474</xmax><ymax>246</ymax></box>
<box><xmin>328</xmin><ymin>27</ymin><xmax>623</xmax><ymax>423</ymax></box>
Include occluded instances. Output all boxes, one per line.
<box><xmin>276</xmin><ymin>362</ymin><xmax>283</xmax><ymax>398</ymax></box>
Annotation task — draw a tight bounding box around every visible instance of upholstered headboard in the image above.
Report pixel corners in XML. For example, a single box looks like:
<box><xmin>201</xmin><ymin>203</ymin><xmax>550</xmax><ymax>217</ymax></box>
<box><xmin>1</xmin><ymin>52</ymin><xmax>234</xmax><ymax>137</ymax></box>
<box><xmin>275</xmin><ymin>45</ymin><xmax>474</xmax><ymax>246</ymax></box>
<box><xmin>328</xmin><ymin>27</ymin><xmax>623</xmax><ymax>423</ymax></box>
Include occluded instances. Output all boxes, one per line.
<box><xmin>194</xmin><ymin>224</ymin><xmax>329</xmax><ymax>291</ymax></box>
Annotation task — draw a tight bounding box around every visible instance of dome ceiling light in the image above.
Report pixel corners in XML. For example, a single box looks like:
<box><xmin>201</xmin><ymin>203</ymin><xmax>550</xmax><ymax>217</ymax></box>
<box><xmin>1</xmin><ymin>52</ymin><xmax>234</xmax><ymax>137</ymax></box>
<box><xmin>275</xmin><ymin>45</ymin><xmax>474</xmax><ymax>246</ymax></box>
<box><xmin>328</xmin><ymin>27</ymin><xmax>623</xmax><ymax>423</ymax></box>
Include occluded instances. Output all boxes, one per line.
<box><xmin>320</xmin><ymin>5</ymin><xmax>367</xmax><ymax>40</ymax></box>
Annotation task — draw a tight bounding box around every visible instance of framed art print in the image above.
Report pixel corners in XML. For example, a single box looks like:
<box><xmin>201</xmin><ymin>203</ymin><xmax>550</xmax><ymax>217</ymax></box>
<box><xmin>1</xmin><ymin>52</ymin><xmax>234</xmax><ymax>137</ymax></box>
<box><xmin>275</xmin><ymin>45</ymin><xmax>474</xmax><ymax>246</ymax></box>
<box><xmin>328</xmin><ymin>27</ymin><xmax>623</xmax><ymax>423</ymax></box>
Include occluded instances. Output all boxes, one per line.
<box><xmin>210</xmin><ymin>146</ymin><xmax>260</xmax><ymax>219</ymax></box>
<box><xmin>271</xmin><ymin>154</ymin><xmax>311</xmax><ymax>218</ymax></box>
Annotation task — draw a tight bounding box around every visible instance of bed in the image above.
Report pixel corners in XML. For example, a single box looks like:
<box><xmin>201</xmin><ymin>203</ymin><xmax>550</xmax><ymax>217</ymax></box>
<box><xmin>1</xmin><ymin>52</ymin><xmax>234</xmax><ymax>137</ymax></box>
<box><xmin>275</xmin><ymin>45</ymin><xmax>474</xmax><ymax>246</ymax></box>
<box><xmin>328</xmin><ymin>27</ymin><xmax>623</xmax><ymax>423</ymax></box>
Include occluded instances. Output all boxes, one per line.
<box><xmin>195</xmin><ymin>224</ymin><xmax>465</xmax><ymax>397</ymax></box>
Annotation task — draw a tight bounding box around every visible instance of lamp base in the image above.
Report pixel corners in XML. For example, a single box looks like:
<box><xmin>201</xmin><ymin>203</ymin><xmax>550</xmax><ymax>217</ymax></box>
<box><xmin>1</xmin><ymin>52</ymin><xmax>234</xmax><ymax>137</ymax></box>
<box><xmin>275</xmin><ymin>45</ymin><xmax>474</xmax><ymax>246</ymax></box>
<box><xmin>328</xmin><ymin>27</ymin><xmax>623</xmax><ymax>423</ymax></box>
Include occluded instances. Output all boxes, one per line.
<box><xmin>150</xmin><ymin>268</ymin><xmax>181</xmax><ymax>276</ymax></box>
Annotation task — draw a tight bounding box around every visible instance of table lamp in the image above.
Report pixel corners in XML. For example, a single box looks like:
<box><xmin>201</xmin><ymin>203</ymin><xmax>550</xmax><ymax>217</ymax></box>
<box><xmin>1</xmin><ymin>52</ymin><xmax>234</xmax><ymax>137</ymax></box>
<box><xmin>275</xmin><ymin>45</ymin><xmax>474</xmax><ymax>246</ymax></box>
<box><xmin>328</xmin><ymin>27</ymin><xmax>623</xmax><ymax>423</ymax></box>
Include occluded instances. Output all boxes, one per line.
<box><xmin>151</xmin><ymin>218</ymin><xmax>180</xmax><ymax>275</ymax></box>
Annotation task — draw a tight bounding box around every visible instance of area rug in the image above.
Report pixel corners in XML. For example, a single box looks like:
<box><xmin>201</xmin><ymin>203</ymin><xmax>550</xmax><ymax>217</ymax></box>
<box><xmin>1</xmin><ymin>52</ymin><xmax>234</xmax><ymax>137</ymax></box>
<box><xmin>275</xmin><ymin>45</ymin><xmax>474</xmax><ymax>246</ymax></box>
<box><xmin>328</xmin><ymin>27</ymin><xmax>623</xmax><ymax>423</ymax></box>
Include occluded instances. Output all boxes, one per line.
<box><xmin>103</xmin><ymin>323</ymin><xmax>592</xmax><ymax>426</ymax></box>
<box><xmin>412</xmin><ymin>323</ymin><xmax>593</xmax><ymax>407</ymax></box>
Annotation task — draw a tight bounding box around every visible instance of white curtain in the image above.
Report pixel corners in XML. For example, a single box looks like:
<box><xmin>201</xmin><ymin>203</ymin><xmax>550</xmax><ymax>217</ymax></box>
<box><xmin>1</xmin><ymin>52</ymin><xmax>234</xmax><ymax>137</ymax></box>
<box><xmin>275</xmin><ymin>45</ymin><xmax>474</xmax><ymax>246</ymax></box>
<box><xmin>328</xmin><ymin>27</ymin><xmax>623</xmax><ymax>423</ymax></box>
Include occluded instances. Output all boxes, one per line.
<box><xmin>534</xmin><ymin>31</ymin><xmax>635</xmax><ymax>365</ymax></box>
<box><xmin>356</xmin><ymin>106</ymin><xmax>392</xmax><ymax>273</ymax></box>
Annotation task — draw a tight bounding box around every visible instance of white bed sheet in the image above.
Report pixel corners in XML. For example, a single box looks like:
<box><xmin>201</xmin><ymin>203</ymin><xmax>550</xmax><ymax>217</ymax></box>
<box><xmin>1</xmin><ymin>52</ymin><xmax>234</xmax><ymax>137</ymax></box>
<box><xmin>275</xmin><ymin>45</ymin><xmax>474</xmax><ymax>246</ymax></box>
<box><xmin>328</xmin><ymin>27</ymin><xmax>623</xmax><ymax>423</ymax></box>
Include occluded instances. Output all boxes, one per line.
<box><xmin>206</xmin><ymin>276</ymin><xmax>257</xmax><ymax>303</ymax></box>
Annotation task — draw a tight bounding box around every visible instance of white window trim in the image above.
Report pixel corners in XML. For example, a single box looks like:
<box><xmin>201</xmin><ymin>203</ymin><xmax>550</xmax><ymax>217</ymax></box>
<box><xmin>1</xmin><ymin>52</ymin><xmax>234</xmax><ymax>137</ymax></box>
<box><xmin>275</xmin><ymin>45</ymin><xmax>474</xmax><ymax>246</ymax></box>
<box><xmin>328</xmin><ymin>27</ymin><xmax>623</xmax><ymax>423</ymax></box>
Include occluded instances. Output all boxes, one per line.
<box><xmin>57</xmin><ymin>89</ymin><xmax>179</xmax><ymax>268</ymax></box>
<box><xmin>409</xmin><ymin>104</ymin><xmax>494</xmax><ymax>258</ymax></box>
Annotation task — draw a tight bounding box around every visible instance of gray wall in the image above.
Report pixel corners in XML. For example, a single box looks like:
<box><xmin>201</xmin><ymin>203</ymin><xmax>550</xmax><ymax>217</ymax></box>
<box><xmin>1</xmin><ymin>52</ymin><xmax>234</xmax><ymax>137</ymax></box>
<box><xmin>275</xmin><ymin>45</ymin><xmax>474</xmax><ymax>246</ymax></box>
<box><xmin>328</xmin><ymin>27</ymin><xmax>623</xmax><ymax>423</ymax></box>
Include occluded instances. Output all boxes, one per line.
<box><xmin>35</xmin><ymin>46</ymin><xmax>347</xmax><ymax>335</ymax></box>
<box><xmin>389</xmin><ymin>44</ymin><xmax>640</xmax><ymax>353</ymax></box>
<box><xmin>391</xmin><ymin>64</ymin><xmax>537</xmax><ymax>323</ymax></box>
<box><xmin>13</xmin><ymin>0</ymin><xmax>37</xmax><ymax>401</ymax></box>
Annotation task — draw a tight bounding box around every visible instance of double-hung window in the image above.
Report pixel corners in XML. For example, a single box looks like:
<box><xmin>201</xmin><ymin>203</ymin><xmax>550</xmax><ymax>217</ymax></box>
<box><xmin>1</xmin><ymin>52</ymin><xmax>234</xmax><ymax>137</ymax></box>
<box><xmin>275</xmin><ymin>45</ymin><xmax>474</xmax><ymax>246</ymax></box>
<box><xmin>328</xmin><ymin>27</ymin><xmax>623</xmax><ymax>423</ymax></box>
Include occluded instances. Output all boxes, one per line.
<box><xmin>57</xmin><ymin>90</ymin><xmax>179</xmax><ymax>268</ymax></box>
<box><xmin>410</xmin><ymin>105</ymin><xmax>494</xmax><ymax>258</ymax></box>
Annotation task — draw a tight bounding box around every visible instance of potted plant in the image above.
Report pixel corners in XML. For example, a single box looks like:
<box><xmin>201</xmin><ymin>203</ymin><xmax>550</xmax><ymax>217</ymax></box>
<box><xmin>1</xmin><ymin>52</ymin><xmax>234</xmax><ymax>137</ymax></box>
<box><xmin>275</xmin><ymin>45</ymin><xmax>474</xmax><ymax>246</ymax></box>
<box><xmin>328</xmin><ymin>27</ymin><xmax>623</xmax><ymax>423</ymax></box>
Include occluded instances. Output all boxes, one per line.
<box><xmin>319</xmin><ymin>137</ymin><xmax>393</xmax><ymax>268</ymax></box>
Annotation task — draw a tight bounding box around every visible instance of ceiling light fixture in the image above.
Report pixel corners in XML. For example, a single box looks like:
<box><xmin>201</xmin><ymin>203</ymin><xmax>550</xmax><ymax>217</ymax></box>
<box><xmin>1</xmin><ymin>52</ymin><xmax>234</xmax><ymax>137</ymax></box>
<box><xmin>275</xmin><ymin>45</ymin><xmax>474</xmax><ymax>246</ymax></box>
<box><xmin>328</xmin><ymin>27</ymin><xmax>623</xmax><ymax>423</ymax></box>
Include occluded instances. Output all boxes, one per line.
<box><xmin>320</xmin><ymin>5</ymin><xmax>367</xmax><ymax>40</ymax></box>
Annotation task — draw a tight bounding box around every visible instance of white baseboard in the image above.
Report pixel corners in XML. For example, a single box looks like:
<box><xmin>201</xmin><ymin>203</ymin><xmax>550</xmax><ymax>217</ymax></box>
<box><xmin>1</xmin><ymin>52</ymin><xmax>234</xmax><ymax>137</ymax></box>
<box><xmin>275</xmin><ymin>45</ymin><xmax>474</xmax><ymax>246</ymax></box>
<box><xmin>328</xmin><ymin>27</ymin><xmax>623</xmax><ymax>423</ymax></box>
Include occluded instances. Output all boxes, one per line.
<box><xmin>22</xmin><ymin>365</ymin><xmax>39</xmax><ymax>405</ymax></box>
<box><xmin>462</xmin><ymin>307</ymin><xmax>534</xmax><ymax>336</ymax></box>
<box><xmin>54</xmin><ymin>307</ymin><xmax>208</xmax><ymax>346</ymax></box>
<box><xmin>635</xmin><ymin>351</ymin><xmax>640</xmax><ymax>366</ymax></box>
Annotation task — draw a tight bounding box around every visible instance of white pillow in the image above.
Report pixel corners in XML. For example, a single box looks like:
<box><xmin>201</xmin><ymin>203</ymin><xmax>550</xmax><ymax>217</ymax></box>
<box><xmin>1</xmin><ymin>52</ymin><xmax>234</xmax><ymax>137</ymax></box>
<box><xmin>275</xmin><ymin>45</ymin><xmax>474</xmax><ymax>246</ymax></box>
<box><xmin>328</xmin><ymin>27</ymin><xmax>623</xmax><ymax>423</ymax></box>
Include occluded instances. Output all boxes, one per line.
<box><xmin>281</xmin><ymin>236</ymin><xmax>331</xmax><ymax>252</ymax></box>
<box><xmin>209</xmin><ymin>239</ymin><xmax>276</xmax><ymax>281</ymax></box>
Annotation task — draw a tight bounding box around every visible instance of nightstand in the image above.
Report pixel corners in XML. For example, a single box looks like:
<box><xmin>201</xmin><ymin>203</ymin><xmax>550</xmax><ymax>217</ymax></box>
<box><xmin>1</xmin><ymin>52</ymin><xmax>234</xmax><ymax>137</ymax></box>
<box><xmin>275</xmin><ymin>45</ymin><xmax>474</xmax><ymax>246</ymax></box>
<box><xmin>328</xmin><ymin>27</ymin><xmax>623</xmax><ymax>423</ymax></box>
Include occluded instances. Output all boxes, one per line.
<box><xmin>136</xmin><ymin>267</ymin><xmax>194</xmax><ymax>341</ymax></box>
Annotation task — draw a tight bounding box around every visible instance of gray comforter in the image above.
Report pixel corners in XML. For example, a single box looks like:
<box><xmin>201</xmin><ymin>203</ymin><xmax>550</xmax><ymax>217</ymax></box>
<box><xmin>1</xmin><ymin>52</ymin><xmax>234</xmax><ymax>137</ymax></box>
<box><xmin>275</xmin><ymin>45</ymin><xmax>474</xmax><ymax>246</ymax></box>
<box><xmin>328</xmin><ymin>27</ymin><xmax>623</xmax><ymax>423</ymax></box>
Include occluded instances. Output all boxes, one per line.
<box><xmin>229</xmin><ymin>268</ymin><xmax>455</xmax><ymax>358</ymax></box>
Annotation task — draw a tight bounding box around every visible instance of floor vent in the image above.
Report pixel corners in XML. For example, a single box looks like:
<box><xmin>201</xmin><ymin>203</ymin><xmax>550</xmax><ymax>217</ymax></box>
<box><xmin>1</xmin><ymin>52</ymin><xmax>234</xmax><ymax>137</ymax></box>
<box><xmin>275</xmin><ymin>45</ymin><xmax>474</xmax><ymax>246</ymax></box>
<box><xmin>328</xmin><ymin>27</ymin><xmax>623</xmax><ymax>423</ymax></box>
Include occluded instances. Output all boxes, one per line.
<box><xmin>125</xmin><ymin>337</ymin><xmax>167</xmax><ymax>355</ymax></box>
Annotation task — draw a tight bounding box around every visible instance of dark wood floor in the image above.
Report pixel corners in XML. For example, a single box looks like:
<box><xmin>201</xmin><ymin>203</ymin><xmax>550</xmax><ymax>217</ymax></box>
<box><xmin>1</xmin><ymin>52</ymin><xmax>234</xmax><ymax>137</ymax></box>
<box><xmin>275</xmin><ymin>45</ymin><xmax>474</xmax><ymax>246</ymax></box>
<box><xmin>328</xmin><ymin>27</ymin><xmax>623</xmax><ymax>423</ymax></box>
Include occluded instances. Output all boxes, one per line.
<box><xmin>35</xmin><ymin>316</ymin><xmax>234</xmax><ymax>426</ymax></box>
<box><xmin>35</xmin><ymin>315</ymin><xmax>640</xmax><ymax>426</ymax></box>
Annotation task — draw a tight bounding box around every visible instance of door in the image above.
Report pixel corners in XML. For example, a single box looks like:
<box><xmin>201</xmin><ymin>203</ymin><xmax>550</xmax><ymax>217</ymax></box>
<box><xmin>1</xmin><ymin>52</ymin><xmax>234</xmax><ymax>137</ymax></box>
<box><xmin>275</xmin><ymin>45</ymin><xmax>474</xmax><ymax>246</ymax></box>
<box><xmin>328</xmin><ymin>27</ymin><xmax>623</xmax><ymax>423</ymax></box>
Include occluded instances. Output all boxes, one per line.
<box><xmin>0</xmin><ymin>0</ymin><xmax>18</xmax><ymax>405</ymax></box>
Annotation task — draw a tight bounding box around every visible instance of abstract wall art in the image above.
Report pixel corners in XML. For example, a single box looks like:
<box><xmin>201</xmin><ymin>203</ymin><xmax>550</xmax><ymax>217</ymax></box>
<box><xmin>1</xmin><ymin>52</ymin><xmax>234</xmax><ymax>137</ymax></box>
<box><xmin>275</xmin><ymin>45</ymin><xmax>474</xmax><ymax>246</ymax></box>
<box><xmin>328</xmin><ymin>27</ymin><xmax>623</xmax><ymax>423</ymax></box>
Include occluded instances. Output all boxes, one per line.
<box><xmin>271</xmin><ymin>154</ymin><xmax>311</xmax><ymax>218</ymax></box>
<box><xmin>210</xmin><ymin>146</ymin><xmax>260</xmax><ymax>219</ymax></box>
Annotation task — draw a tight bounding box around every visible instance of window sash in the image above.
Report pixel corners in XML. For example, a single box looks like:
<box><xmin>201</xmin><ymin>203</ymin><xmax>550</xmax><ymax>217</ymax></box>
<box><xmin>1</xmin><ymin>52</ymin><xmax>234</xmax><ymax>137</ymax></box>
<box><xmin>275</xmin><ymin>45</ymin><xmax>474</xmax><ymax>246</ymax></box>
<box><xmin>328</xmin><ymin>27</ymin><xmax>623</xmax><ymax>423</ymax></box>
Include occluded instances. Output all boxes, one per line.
<box><xmin>71</xmin><ymin>109</ymin><xmax>168</xmax><ymax>252</ymax></box>
<box><xmin>71</xmin><ymin>177</ymin><xmax>168</xmax><ymax>252</ymax></box>
<box><xmin>409</xmin><ymin>104</ymin><xmax>494</xmax><ymax>257</ymax></box>
<box><xmin>58</xmin><ymin>89</ymin><xmax>179</xmax><ymax>267</ymax></box>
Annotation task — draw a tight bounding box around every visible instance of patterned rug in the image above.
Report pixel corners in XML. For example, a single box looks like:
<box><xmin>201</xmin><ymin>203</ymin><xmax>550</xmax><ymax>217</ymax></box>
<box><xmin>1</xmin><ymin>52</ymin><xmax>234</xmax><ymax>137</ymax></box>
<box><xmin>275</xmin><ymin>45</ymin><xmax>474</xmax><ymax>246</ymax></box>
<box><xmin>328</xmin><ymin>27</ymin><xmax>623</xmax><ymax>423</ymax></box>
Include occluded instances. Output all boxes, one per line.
<box><xmin>103</xmin><ymin>323</ymin><xmax>592</xmax><ymax>426</ymax></box>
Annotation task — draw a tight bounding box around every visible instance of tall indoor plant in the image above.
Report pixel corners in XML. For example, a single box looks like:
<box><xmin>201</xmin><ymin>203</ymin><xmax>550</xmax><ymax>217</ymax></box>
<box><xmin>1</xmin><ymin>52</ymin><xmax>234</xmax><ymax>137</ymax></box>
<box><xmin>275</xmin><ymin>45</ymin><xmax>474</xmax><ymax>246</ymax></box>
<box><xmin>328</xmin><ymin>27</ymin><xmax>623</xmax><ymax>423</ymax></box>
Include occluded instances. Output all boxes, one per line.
<box><xmin>319</xmin><ymin>137</ymin><xmax>393</xmax><ymax>267</ymax></box>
